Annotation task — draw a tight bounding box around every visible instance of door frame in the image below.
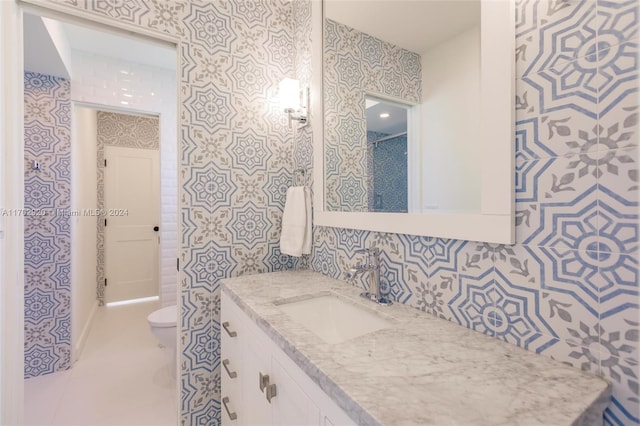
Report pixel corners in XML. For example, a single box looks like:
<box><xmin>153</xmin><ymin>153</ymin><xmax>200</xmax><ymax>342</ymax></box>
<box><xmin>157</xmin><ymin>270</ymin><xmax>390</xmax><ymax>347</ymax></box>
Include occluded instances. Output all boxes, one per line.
<box><xmin>78</xmin><ymin>103</ymin><xmax>165</xmax><ymax>308</ymax></box>
<box><xmin>103</xmin><ymin>144</ymin><xmax>161</xmax><ymax>303</ymax></box>
<box><xmin>0</xmin><ymin>1</ymin><xmax>182</xmax><ymax>423</ymax></box>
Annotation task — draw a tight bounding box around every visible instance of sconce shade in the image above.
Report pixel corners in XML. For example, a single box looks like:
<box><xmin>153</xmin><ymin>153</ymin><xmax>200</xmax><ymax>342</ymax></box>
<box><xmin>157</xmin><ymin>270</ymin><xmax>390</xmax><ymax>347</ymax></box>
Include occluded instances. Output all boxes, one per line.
<box><xmin>279</xmin><ymin>78</ymin><xmax>300</xmax><ymax>111</ymax></box>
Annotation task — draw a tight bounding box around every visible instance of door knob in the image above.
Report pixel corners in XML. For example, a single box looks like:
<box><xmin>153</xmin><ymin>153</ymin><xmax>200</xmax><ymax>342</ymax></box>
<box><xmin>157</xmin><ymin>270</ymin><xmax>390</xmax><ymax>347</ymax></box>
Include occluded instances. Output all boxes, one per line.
<box><xmin>266</xmin><ymin>383</ymin><xmax>277</xmax><ymax>403</ymax></box>
<box><xmin>259</xmin><ymin>372</ymin><xmax>269</xmax><ymax>392</ymax></box>
<box><xmin>153</xmin><ymin>226</ymin><xmax>159</xmax><ymax>231</ymax></box>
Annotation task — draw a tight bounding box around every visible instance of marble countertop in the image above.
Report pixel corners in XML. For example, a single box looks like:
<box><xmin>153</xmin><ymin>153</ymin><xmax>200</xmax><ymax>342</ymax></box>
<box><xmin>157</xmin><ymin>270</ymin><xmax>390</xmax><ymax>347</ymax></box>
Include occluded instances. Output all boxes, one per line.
<box><xmin>221</xmin><ymin>270</ymin><xmax>610</xmax><ymax>425</ymax></box>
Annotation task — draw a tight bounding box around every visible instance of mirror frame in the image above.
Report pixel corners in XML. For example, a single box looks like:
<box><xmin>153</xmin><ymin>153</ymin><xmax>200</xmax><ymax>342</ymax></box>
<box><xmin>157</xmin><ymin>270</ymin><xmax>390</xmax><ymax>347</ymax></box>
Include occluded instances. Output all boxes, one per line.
<box><xmin>311</xmin><ymin>0</ymin><xmax>515</xmax><ymax>244</ymax></box>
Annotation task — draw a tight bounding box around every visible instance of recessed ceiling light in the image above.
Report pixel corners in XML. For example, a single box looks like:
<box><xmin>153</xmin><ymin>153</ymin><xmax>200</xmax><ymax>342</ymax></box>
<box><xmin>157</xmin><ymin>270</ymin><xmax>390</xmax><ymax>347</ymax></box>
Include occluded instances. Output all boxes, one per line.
<box><xmin>120</xmin><ymin>101</ymin><xmax>129</xmax><ymax>105</ymax></box>
<box><xmin>379</xmin><ymin>113</ymin><xmax>390</xmax><ymax>118</ymax></box>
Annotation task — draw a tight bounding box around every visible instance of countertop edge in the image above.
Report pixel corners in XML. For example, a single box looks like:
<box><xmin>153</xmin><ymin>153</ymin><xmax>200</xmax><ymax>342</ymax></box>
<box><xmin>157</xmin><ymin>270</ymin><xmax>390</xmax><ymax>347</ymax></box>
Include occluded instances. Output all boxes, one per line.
<box><xmin>570</xmin><ymin>385</ymin><xmax>612</xmax><ymax>426</ymax></box>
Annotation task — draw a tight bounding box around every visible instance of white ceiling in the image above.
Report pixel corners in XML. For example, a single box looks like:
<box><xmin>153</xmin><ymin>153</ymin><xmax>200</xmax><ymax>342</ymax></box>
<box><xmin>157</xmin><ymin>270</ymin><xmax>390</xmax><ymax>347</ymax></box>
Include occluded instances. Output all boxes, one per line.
<box><xmin>23</xmin><ymin>14</ymin><xmax>70</xmax><ymax>79</ymax></box>
<box><xmin>23</xmin><ymin>13</ymin><xmax>176</xmax><ymax>80</ymax></box>
<box><xmin>325</xmin><ymin>0</ymin><xmax>480</xmax><ymax>54</ymax></box>
<box><xmin>366</xmin><ymin>100</ymin><xmax>407</xmax><ymax>135</ymax></box>
<box><xmin>58</xmin><ymin>20</ymin><xmax>176</xmax><ymax>71</ymax></box>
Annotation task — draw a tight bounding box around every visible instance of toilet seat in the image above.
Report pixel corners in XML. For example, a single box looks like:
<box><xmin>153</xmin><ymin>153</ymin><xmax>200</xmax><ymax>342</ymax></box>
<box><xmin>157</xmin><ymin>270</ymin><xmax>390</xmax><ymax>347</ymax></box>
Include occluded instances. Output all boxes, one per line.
<box><xmin>147</xmin><ymin>305</ymin><xmax>177</xmax><ymax>328</ymax></box>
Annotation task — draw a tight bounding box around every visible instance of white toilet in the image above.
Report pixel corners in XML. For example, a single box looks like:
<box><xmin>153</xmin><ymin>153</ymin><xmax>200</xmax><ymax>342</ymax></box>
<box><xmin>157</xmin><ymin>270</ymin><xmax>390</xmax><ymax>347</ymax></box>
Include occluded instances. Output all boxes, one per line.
<box><xmin>147</xmin><ymin>305</ymin><xmax>177</xmax><ymax>377</ymax></box>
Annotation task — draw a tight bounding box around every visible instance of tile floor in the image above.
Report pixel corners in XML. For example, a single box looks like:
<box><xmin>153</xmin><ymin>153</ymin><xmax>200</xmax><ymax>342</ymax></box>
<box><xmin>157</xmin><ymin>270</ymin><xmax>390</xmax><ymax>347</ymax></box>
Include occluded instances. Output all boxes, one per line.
<box><xmin>25</xmin><ymin>300</ymin><xmax>177</xmax><ymax>426</ymax></box>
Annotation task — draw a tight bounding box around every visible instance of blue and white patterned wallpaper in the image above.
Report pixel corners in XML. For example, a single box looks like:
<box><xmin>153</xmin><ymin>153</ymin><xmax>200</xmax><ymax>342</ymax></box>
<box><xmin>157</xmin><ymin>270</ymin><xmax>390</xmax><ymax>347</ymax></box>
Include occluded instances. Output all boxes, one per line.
<box><xmin>324</xmin><ymin>18</ymin><xmax>421</xmax><ymax>212</ymax></box>
<box><xmin>23</xmin><ymin>71</ymin><xmax>72</xmax><ymax>378</ymax></box>
<box><xmin>177</xmin><ymin>1</ymin><xmax>296</xmax><ymax>423</ymax></box>
<box><xmin>310</xmin><ymin>1</ymin><xmax>640</xmax><ymax>423</ymax></box>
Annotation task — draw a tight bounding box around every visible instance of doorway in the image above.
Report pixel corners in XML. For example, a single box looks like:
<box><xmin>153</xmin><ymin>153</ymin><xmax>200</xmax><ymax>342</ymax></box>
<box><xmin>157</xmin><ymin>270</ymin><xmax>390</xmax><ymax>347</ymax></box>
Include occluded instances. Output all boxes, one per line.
<box><xmin>104</xmin><ymin>143</ymin><xmax>160</xmax><ymax>303</ymax></box>
<box><xmin>18</xmin><ymin>6</ymin><xmax>179</xmax><ymax>425</ymax></box>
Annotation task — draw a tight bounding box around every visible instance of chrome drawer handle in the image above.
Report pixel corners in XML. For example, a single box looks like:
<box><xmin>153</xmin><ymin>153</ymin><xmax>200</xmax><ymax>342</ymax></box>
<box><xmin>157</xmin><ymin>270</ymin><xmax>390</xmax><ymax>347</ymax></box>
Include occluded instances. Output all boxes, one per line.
<box><xmin>259</xmin><ymin>372</ymin><xmax>269</xmax><ymax>392</ymax></box>
<box><xmin>266</xmin><ymin>383</ymin><xmax>277</xmax><ymax>403</ymax></box>
<box><xmin>222</xmin><ymin>397</ymin><xmax>237</xmax><ymax>421</ymax></box>
<box><xmin>222</xmin><ymin>359</ymin><xmax>237</xmax><ymax>379</ymax></box>
<box><xmin>222</xmin><ymin>321</ymin><xmax>237</xmax><ymax>338</ymax></box>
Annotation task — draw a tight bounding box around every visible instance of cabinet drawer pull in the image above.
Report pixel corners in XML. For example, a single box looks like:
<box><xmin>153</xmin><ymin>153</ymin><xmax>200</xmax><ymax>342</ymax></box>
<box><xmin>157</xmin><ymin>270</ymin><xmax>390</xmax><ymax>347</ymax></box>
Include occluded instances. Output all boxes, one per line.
<box><xmin>222</xmin><ymin>397</ymin><xmax>237</xmax><ymax>421</ymax></box>
<box><xmin>266</xmin><ymin>383</ymin><xmax>277</xmax><ymax>403</ymax></box>
<box><xmin>222</xmin><ymin>359</ymin><xmax>237</xmax><ymax>378</ymax></box>
<box><xmin>259</xmin><ymin>372</ymin><xmax>269</xmax><ymax>392</ymax></box>
<box><xmin>222</xmin><ymin>321</ymin><xmax>237</xmax><ymax>338</ymax></box>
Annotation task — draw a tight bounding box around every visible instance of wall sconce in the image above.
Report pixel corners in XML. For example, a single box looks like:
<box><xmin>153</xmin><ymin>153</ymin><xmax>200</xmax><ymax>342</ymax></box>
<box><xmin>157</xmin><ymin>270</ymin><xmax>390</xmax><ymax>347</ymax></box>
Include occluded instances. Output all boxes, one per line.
<box><xmin>279</xmin><ymin>78</ymin><xmax>309</xmax><ymax>128</ymax></box>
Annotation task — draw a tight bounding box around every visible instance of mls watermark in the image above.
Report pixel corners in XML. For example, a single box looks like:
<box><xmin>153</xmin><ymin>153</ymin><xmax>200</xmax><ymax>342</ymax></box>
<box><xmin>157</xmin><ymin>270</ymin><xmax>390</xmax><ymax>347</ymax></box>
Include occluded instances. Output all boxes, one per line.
<box><xmin>0</xmin><ymin>208</ymin><xmax>129</xmax><ymax>217</ymax></box>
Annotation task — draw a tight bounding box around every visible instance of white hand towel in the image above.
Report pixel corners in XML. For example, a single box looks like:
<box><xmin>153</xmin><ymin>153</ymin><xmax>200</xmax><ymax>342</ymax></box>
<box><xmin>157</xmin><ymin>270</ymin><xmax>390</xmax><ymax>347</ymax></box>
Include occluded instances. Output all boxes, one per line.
<box><xmin>302</xmin><ymin>187</ymin><xmax>312</xmax><ymax>255</ymax></box>
<box><xmin>280</xmin><ymin>186</ymin><xmax>307</xmax><ymax>257</ymax></box>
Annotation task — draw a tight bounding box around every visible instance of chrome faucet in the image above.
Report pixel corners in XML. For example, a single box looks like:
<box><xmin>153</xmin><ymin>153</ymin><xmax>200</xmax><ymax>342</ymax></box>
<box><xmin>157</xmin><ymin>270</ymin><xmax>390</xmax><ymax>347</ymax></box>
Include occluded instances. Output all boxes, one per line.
<box><xmin>345</xmin><ymin>247</ymin><xmax>392</xmax><ymax>305</ymax></box>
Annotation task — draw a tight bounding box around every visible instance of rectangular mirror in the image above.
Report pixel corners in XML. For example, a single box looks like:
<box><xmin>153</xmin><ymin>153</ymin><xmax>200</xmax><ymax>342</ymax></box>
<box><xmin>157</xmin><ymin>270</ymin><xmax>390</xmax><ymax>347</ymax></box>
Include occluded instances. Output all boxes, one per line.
<box><xmin>311</xmin><ymin>0</ymin><xmax>515</xmax><ymax>243</ymax></box>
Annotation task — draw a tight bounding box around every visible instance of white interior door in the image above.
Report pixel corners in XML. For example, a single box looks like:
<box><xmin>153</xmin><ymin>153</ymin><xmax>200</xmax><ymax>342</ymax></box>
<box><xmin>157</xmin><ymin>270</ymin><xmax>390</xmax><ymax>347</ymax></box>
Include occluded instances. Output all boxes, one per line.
<box><xmin>104</xmin><ymin>145</ymin><xmax>159</xmax><ymax>303</ymax></box>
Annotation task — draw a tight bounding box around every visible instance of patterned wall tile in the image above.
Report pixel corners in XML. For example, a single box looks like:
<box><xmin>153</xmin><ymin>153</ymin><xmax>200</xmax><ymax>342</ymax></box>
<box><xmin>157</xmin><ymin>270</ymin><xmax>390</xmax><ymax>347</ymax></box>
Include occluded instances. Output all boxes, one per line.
<box><xmin>310</xmin><ymin>240</ymin><xmax>339</xmax><ymax>278</ymax></box>
<box><xmin>597</xmin><ymin>187</ymin><xmax>638</xmax><ymax>311</ymax></box>
<box><xmin>266</xmin><ymin>241</ymin><xmax>294</xmax><ymax>271</ymax></box>
<box><xmin>97</xmin><ymin>112</ymin><xmax>160</xmax><ymax>148</ymax></box>
<box><xmin>184</xmin><ymin>2</ymin><xmax>234</xmax><ymax>57</ymax></box>
<box><xmin>596</xmin><ymin>0</ymin><xmax>639</xmax><ymax>61</ymax></box>
<box><xmin>229</xmin><ymin>201</ymin><xmax>271</xmax><ymax>249</ymax></box>
<box><xmin>518</xmin><ymin>153</ymin><xmax>599</xmax><ymax>207</ymax></box>
<box><xmin>516</xmin><ymin>0</ymin><xmax>597</xmax><ymax>79</ymax></box>
<box><xmin>376</xmin><ymin>248</ymin><xmax>412</xmax><ymax>303</ymax></box>
<box><xmin>229</xmin><ymin>128</ymin><xmax>272</xmax><ymax>174</ymax></box>
<box><xmin>23</xmin><ymin>71</ymin><xmax>71</xmax><ymax>378</ymax></box>
<box><xmin>449</xmin><ymin>267</ymin><xmax>497</xmax><ymax>337</ymax></box>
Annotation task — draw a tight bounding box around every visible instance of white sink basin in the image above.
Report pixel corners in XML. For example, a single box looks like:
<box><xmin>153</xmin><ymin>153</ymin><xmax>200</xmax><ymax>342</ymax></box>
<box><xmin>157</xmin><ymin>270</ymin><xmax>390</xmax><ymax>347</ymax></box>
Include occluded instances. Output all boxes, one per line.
<box><xmin>276</xmin><ymin>295</ymin><xmax>391</xmax><ymax>344</ymax></box>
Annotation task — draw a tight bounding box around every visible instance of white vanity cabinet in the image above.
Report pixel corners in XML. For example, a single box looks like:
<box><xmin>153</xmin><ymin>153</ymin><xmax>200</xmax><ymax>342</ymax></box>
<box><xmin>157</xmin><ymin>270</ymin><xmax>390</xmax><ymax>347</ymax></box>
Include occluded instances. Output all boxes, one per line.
<box><xmin>221</xmin><ymin>292</ymin><xmax>355</xmax><ymax>426</ymax></box>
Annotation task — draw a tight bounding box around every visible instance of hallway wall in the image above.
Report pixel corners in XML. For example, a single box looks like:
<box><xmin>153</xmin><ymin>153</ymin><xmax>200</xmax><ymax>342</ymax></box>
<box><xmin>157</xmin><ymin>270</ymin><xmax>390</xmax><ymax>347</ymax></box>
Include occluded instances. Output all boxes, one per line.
<box><xmin>23</xmin><ymin>71</ymin><xmax>72</xmax><ymax>378</ymax></box>
<box><xmin>70</xmin><ymin>105</ymin><xmax>98</xmax><ymax>361</ymax></box>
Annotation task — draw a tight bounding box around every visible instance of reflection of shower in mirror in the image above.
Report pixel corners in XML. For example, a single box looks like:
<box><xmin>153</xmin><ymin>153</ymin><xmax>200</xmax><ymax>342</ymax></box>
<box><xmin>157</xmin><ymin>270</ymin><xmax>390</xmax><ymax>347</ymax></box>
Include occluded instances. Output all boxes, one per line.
<box><xmin>365</xmin><ymin>96</ymin><xmax>408</xmax><ymax>213</ymax></box>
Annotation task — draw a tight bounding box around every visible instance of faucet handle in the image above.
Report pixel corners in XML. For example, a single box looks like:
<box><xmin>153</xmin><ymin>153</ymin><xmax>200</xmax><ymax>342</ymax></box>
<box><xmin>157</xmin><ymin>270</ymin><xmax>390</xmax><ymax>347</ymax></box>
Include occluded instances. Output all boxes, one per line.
<box><xmin>355</xmin><ymin>247</ymin><xmax>380</xmax><ymax>266</ymax></box>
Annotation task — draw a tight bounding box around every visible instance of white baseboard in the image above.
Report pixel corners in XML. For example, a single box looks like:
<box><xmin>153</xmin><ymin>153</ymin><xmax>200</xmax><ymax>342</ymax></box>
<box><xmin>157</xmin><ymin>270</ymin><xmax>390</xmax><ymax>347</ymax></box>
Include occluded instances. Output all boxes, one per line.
<box><xmin>74</xmin><ymin>300</ymin><xmax>99</xmax><ymax>362</ymax></box>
